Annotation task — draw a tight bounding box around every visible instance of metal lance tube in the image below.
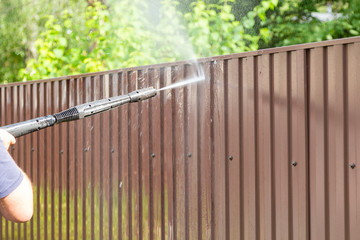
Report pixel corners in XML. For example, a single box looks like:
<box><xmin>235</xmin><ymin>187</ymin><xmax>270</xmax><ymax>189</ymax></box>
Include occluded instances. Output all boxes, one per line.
<box><xmin>0</xmin><ymin>87</ymin><xmax>157</xmax><ymax>138</ymax></box>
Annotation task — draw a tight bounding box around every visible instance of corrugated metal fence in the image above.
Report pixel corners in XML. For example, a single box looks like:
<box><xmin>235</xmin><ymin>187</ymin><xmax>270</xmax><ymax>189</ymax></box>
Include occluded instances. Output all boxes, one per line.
<box><xmin>1</xmin><ymin>37</ymin><xmax>360</xmax><ymax>240</ymax></box>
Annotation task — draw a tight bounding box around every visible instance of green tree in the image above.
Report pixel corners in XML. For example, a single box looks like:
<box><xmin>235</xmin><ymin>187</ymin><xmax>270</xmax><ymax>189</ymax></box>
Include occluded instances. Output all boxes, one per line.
<box><xmin>2</xmin><ymin>0</ymin><xmax>360</xmax><ymax>83</ymax></box>
<box><xmin>184</xmin><ymin>0</ymin><xmax>249</xmax><ymax>57</ymax></box>
<box><xmin>0</xmin><ymin>0</ymin><xmax>33</xmax><ymax>83</ymax></box>
<box><xmin>20</xmin><ymin>0</ymin><xmax>258</xmax><ymax>81</ymax></box>
<box><xmin>245</xmin><ymin>0</ymin><xmax>360</xmax><ymax>48</ymax></box>
<box><xmin>0</xmin><ymin>0</ymin><xmax>88</xmax><ymax>83</ymax></box>
<box><xmin>18</xmin><ymin>2</ymin><xmax>112</xmax><ymax>80</ymax></box>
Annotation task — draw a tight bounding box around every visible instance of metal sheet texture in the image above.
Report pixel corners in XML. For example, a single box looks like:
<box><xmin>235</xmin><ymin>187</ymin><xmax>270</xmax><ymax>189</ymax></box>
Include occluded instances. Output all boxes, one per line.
<box><xmin>1</xmin><ymin>36</ymin><xmax>360</xmax><ymax>239</ymax></box>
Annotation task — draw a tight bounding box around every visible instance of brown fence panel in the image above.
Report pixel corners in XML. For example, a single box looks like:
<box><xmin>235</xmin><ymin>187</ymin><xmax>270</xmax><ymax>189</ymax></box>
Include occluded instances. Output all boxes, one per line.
<box><xmin>347</xmin><ymin>42</ymin><xmax>360</xmax><ymax>240</ymax></box>
<box><xmin>1</xmin><ymin>37</ymin><xmax>360</xmax><ymax>240</ymax></box>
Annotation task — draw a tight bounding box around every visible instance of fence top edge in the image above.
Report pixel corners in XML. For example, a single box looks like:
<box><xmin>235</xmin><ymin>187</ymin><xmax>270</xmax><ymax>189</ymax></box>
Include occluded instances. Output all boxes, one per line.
<box><xmin>1</xmin><ymin>36</ymin><xmax>360</xmax><ymax>88</ymax></box>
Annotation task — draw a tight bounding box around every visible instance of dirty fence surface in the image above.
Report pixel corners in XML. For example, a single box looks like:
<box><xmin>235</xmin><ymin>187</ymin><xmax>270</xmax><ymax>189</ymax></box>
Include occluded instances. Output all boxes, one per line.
<box><xmin>1</xmin><ymin>37</ymin><xmax>360</xmax><ymax>240</ymax></box>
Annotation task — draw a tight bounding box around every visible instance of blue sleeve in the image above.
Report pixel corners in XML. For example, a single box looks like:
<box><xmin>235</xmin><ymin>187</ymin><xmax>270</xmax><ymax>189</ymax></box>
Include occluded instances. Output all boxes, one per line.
<box><xmin>0</xmin><ymin>141</ymin><xmax>23</xmax><ymax>198</ymax></box>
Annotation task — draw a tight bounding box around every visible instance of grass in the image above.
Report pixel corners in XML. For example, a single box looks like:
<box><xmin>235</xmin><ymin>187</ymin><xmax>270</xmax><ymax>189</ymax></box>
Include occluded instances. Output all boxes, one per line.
<box><xmin>1</xmin><ymin>180</ymin><xmax>171</xmax><ymax>240</ymax></box>
<box><xmin>1</xmin><ymin>184</ymin><xmax>133</xmax><ymax>240</ymax></box>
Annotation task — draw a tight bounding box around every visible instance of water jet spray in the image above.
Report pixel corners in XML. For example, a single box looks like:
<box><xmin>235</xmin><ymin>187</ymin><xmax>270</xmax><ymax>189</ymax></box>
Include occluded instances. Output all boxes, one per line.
<box><xmin>158</xmin><ymin>76</ymin><xmax>205</xmax><ymax>92</ymax></box>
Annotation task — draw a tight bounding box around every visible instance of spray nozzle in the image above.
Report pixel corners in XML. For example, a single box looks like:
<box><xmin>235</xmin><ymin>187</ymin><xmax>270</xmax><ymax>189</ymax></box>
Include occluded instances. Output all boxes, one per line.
<box><xmin>128</xmin><ymin>87</ymin><xmax>157</xmax><ymax>102</ymax></box>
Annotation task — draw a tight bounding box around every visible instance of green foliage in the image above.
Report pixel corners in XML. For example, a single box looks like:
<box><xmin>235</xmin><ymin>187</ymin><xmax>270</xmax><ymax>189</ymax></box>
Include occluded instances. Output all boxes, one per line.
<box><xmin>19</xmin><ymin>0</ymin><xmax>193</xmax><ymax>81</ymax></box>
<box><xmin>0</xmin><ymin>0</ymin><xmax>88</xmax><ymax>83</ymax></box>
<box><xmin>107</xmin><ymin>0</ymin><xmax>157</xmax><ymax>68</ymax></box>
<box><xmin>0</xmin><ymin>0</ymin><xmax>32</xmax><ymax>83</ymax></box>
<box><xmin>19</xmin><ymin>0</ymin><xmax>261</xmax><ymax>81</ymax></box>
<box><xmin>246</xmin><ymin>0</ymin><xmax>360</xmax><ymax>48</ymax></box>
<box><xmin>184</xmin><ymin>0</ymin><xmax>257</xmax><ymax>57</ymax></box>
<box><xmin>19</xmin><ymin>2</ymin><xmax>113</xmax><ymax>80</ymax></box>
<box><xmin>154</xmin><ymin>0</ymin><xmax>196</xmax><ymax>61</ymax></box>
<box><xmin>1</xmin><ymin>0</ymin><xmax>360</xmax><ymax>82</ymax></box>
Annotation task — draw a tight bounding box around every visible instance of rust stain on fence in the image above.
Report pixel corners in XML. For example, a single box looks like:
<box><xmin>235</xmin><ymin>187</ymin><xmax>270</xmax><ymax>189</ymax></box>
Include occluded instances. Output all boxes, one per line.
<box><xmin>1</xmin><ymin>37</ymin><xmax>360</xmax><ymax>239</ymax></box>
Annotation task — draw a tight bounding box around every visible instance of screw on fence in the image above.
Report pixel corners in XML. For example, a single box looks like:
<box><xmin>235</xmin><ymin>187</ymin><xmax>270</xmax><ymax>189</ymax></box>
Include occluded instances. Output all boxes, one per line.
<box><xmin>291</xmin><ymin>161</ymin><xmax>297</xmax><ymax>167</ymax></box>
<box><xmin>350</xmin><ymin>163</ymin><xmax>356</xmax><ymax>169</ymax></box>
<box><xmin>229</xmin><ymin>156</ymin><xmax>233</xmax><ymax>161</ymax></box>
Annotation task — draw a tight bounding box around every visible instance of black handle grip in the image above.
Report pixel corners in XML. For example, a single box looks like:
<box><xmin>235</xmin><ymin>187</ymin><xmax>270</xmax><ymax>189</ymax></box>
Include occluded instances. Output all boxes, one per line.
<box><xmin>53</xmin><ymin>107</ymin><xmax>79</xmax><ymax>123</ymax></box>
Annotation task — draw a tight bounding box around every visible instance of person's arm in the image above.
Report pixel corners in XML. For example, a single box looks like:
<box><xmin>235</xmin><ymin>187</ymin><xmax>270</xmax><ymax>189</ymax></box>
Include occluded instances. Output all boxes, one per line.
<box><xmin>0</xmin><ymin>130</ymin><xmax>33</xmax><ymax>223</ymax></box>
<box><xmin>0</xmin><ymin>171</ymin><xmax>33</xmax><ymax>222</ymax></box>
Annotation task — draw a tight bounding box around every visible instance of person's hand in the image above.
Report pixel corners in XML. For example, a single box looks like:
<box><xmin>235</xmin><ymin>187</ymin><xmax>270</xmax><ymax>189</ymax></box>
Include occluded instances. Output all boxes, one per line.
<box><xmin>0</xmin><ymin>129</ymin><xmax>16</xmax><ymax>150</ymax></box>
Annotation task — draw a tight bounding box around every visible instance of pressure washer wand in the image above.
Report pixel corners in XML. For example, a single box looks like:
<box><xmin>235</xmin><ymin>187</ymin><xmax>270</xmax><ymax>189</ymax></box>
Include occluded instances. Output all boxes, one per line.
<box><xmin>0</xmin><ymin>87</ymin><xmax>157</xmax><ymax>138</ymax></box>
